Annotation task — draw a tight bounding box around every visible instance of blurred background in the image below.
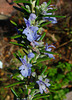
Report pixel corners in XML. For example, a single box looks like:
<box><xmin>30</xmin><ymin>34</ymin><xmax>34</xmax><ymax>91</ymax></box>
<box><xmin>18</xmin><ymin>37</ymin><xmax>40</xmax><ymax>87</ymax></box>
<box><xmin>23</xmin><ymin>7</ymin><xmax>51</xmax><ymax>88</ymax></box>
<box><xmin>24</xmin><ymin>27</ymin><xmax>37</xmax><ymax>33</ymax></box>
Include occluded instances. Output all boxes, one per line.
<box><xmin>0</xmin><ymin>0</ymin><xmax>72</xmax><ymax>100</ymax></box>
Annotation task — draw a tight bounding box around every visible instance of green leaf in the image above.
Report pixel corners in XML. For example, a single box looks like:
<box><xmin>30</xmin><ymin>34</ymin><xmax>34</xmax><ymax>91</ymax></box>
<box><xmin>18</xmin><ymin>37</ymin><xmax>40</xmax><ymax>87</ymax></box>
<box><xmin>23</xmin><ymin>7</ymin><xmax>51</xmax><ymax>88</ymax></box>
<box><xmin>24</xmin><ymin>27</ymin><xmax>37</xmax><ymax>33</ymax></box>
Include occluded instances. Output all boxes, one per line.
<box><xmin>47</xmin><ymin>9</ymin><xmax>57</xmax><ymax>13</ymax></box>
<box><xmin>5</xmin><ymin>81</ymin><xmax>24</xmax><ymax>88</ymax></box>
<box><xmin>33</xmin><ymin>94</ymin><xmax>50</xmax><ymax>100</ymax></box>
<box><xmin>36</xmin><ymin>0</ymin><xmax>39</xmax><ymax>6</ymax></box>
<box><xmin>11</xmin><ymin>88</ymin><xmax>18</xmax><ymax>97</ymax></box>
<box><xmin>10</xmin><ymin>20</ymin><xmax>17</xmax><ymax>26</ymax></box>
<box><xmin>18</xmin><ymin>29</ymin><xmax>23</xmax><ymax>32</ymax></box>
<box><xmin>30</xmin><ymin>89</ymin><xmax>38</xmax><ymax>96</ymax></box>
<box><xmin>47</xmin><ymin>0</ymin><xmax>51</xmax><ymax>7</ymax></box>
<box><xmin>12</xmin><ymin>73</ymin><xmax>20</xmax><ymax>79</ymax></box>
<box><xmin>16</xmin><ymin>3</ymin><xmax>30</xmax><ymax>13</ymax></box>
<box><xmin>10</xmin><ymin>42</ymin><xmax>25</xmax><ymax>47</ymax></box>
<box><xmin>30</xmin><ymin>89</ymin><xmax>40</xmax><ymax>99</ymax></box>
<box><xmin>40</xmin><ymin>21</ymin><xmax>52</xmax><ymax>27</ymax></box>
<box><xmin>70</xmin><ymin>39</ymin><xmax>72</xmax><ymax>42</ymax></box>
<box><xmin>20</xmin><ymin>6</ymin><xmax>30</xmax><ymax>13</ymax></box>
<box><xmin>33</xmin><ymin>93</ymin><xmax>42</xmax><ymax>98</ymax></box>
<box><xmin>43</xmin><ymin>15</ymin><xmax>66</xmax><ymax>18</ymax></box>
<box><xmin>40</xmin><ymin>50</ymin><xmax>58</xmax><ymax>55</ymax></box>
<box><xmin>22</xmin><ymin>48</ymin><xmax>28</xmax><ymax>54</ymax></box>
<box><xmin>17</xmin><ymin>50</ymin><xmax>23</xmax><ymax>57</ymax></box>
<box><xmin>41</xmin><ymin>65</ymin><xmax>47</xmax><ymax>75</ymax></box>
<box><xmin>11</xmin><ymin>35</ymin><xmax>21</xmax><ymax>39</ymax></box>
<box><xmin>13</xmin><ymin>52</ymin><xmax>19</xmax><ymax>58</ymax></box>
<box><xmin>14</xmin><ymin>0</ymin><xmax>31</xmax><ymax>4</ymax></box>
<box><xmin>39</xmin><ymin>32</ymin><xmax>46</xmax><ymax>41</ymax></box>
<box><xmin>36</xmin><ymin>57</ymin><xmax>52</xmax><ymax>64</ymax></box>
<box><xmin>36</xmin><ymin>15</ymin><xmax>65</xmax><ymax>21</ymax></box>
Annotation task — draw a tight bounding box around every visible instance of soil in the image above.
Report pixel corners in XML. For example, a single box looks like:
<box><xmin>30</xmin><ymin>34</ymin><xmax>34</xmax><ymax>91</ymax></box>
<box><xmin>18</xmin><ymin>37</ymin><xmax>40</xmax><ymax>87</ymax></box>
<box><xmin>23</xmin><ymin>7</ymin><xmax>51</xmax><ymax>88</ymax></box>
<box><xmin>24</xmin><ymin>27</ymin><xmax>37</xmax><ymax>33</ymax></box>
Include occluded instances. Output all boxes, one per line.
<box><xmin>0</xmin><ymin>0</ymin><xmax>16</xmax><ymax>18</ymax></box>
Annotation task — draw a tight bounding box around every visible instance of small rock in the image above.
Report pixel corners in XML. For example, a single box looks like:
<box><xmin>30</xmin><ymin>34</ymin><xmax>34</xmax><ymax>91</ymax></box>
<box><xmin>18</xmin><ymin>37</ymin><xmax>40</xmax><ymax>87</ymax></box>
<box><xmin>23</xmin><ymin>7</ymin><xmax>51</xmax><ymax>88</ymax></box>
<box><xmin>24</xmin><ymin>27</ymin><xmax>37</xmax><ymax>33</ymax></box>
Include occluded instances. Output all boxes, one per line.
<box><xmin>0</xmin><ymin>61</ymin><xmax>3</xmax><ymax>69</ymax></box>
<box><xmin>64</xmin><ymin>91</ymin><xmax>72</xmax><ymax>100</ymax></box>
<box><xmin>5</xmin><ymin>95</ymin><xmax>10</xmax><ymax>100</ymax></box>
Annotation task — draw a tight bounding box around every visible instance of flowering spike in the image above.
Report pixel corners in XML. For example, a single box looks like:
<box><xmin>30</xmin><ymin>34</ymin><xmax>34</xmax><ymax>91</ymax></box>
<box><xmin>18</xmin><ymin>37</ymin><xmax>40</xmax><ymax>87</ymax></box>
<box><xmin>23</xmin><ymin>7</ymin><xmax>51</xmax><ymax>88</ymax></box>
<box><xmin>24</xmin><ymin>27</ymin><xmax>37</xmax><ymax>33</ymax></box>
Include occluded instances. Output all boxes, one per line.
<box><xmin>45</xmin><ymin>43</ymin><xmax>56</xmax><ymax>59</ymax></box>
<box><xmin>36</xmin><ymin>75</ymin><xmax>50</xmax><ymax>94</ymax></box>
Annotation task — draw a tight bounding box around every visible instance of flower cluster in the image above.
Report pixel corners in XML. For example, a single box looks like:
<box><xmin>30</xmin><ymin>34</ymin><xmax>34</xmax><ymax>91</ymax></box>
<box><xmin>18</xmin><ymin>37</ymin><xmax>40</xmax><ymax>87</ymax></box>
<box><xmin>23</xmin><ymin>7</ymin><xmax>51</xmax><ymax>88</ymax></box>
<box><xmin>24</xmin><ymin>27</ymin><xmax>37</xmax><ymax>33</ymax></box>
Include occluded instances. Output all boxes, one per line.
<box><xmin>45</xmin><ymin>43</ymin><xmax>56</xmax><ymax>59</ymax></box>
<box><xmin>36</xmin><ymin>75</ymin><xmax>51</xmax><ymax>94</ymax></box>
<box><xmin>11</xmin><ymin>0</ymin><xmax>58</xmax><ymax>99</ymax></box>
<box><xmin>23</xmin><ymin>13</ymin><xmax>41</xmax><ymax>47</ymax></box>
<box><xmin>18</xmin><ymin>1</ymin><xmax>57</xmax><ymax>95</ymax></box>
<box><xmin>36</xmin><ymin>2</ymin><xmax>57</xmax><ymax>24</ymax></box>
<box><xmin>19</xmin><ymin>12</ymin><xmax>56</xmax><ymax>78</ymax></box>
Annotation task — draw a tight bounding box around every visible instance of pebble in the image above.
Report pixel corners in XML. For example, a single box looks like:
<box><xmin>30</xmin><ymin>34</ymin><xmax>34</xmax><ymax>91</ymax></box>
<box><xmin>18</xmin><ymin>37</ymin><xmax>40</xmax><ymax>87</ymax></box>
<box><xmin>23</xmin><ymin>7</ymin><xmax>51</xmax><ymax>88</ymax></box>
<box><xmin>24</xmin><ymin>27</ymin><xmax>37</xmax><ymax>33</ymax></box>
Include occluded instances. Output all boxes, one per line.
<box><xmin>64</xmin><ymin>91</ymin><xmax>72</xmax><ymax>100</ymax></box>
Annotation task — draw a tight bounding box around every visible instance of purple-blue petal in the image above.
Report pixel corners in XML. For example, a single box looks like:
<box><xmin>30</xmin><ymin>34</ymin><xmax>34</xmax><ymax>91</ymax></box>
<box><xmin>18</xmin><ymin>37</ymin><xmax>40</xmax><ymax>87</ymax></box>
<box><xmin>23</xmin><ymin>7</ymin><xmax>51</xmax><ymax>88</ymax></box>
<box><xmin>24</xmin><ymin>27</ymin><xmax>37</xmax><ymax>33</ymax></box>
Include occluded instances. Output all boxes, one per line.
<box><xmin>19</xmin><ymin>65</ymin><xmax>25</xmax><ymax>70</ymax></box>
<box><xmin>45</xmin><ymin>43</ymin><xmax>55</xmax><ymax>59</ymax></box>
<box><xmin>36</xmin><ymin>77</ymin><xmax>50</xmax><ymax>94</ymax></box>
<box><xmin>19</xmin><ymin>56</ymin><xmax>27</xmax><ymax>65</ymax></box>
<box><xmin>23</xmin><ymin>26</ymin><xmax>39</xmax><ymax>42</ymax></box>
<box><xmin>19</xmin><ymin>56</ymin><xmax>32</xmax><ymax>77</ymax></box>
<box><xmin>24</xmin><ymin>18</ymin><xmax>30</xmax><ymax>27</ymax></box>
<box><xmin>29</xmin><ymin>13</ymin><xmax>37</xmax><ymax>21</ymax></box>
<box><xmin>39</xmin><ymin>84</ymin><xmax>43</xmax><ymax>94</ymax></box>
<box><xmin>28</xmin><ymin>52</ymin><xmax>35</xmax><ymax>58</ymax></box>
<box><xmin>48</xmin><ymin>54</ymin><xmax>55</xmax><ymax>59</ymax></box>
<box><xmin>20</xmin><ymin>69</ymin><xmax>28</xmax><ymax>77</ymax></box>
<box><xmin>42</xmin><ymin>5</ymin><xmax>57</xmax><ymax>24</ymax></box>
<box><xmin>43</xmin><ymin>16</ymin><xmax>57</xmax><ymax>24</ymax></box>
<box><xmin>28</xmin><ymin>68</ymin><xmax>31</xmax><ymax>76</ymax></box>
<box><xmin>43</xmin><ymin>2</ymin><xmax>47</xmax><ymax>5</ymax></box>
<box><xmin>27</xmin><ymin>63</ymin><xmax>32</xmax><ymax>68</ymax></box>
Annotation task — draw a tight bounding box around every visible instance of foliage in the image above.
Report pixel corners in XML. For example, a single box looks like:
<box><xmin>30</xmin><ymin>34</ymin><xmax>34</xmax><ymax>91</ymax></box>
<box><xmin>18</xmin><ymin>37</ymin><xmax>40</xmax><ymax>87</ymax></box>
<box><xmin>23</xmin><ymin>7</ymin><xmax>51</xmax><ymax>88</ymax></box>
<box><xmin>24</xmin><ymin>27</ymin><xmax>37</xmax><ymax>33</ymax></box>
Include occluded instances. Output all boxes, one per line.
<box><xmin>46</xmin><ymin>62</ymin><xmax>72</xmax><ymax>100</ymax></box>
<box><xmin>4</xmin><ymin>0</ymin><xmax>72</xmax><ymax>100</ymax></box>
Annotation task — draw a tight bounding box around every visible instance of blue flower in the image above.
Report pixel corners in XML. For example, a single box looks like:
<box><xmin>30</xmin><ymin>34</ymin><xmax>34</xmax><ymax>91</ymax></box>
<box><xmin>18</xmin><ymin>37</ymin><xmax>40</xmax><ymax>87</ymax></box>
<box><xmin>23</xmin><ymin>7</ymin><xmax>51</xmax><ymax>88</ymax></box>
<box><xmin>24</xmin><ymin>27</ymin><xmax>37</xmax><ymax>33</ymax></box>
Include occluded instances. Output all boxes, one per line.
<box><xmin>24</xmin><ymin>13</ymin><xmax>36</xmax><ymax>27</ymax></box>
<box><xmin>24</xmin><ymin>13</ymin><xmax>37</xmax><ymax>27</ymax></box>
<box><xmin>39</xmin><ymin>2</ymin><xmax>57</xmax><ymax>24</ymax></box>
<box><xmin>23</xmin><ymin>26</ymin><xmax>39</xmax><ymax>42</ymax></box>
<box><xmin>36</xmin><ymin>76</ymin><xmax>50</xmax><ymax>94</ymax></box>
<box><xmin>29</xmin><ymin>13</ymin><xmax>37</xmax><ymax>21</ymax></box>
<box><xmin>23</xmin><ymin>13</ymin><xmax>41</xmax><ymax>46</ymax></box>
<box><xmin>19</xmin><ymin>56</ymin><xmax>32</xmax><ymax>77</ymax></box>
<box><xmin>24</xmin><ymin>18</ymin><xmax>30</xmax><ymax>27</ymax></box>
<box><xmin>43</xmin><ymin>12</ymin><xmax>57</xmax><ymax>24</ymax></box>
<box><xmin>45</xmin><ymin>43</ymin><xmax>56</xmax><ymax>59</ymax></box>
<box><xmin>28</xmin><ymin>52</ymin><xmax>35</xmax><ymax>58</ymax></box>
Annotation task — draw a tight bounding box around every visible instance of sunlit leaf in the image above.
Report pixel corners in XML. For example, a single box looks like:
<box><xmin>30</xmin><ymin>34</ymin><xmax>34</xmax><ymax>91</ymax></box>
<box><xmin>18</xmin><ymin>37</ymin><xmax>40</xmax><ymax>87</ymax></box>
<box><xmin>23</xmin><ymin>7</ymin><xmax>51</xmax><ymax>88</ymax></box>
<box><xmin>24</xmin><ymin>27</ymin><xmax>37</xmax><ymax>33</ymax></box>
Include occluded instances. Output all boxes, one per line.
<box><xmin>40</xmin><ymin>21</ymin><xmax>52</xmax><ymax>27</ymax></box>
<box><xmin>33</xmin><ymin>94</ymin><xmax>50</xmax><ymax>100</ymax></box>
<box><xmin>21</xmin><ymin>6</ymin><xmax>30</xmax><ymax>13</ymax></box>
<box><xmin>36</xmin><ymin>0</ymin><xmax>39</xmax><ymax>6</ymax></box>
<box><xmin>14</xmin><ymin>0</ymin><xmax>31</xmax><ymax>4</ymax></box>
<box><xmin>10</xmin><ymin>20</ymin><xmax>17</xmax><ymax>26</ymax></box>
<box><xmin>40</xmin><ymin>50</ymin><xmax>58</xmax><ymax>55</ymax></box>
<box><xmin>10</xmin><ymin>42</ymin><xmax>25</xmax><ymax>47</ymax></box>
<box><xmin>16</xmin><ymin>3</ymin><xmax>30</xmax><ymax>13</ymax></box>
<box><xmin>36</xmin><ymin>57</ymin><xmax>52</xmax><ymax>64</ymax></box>
<box><xmin>5</xmin><ymin>82</ymin><xmax>25</xmax><ymax>88</ymax></box>
<box><xmin>43</xmin><ymin>15</ymin><xmax>66</xmax><ymax>18</ymax></box>
<box><xmin>11</xmin><ymin>35</ymin><xmax>21</xmax><ymax>39</ymax></box>
<box><xmin>41</xmin><ymin>65</ymin><xmax>47</xmax><ymax>75</ymax></box>
<box><xmin>11</xmin><ymin>88</ymin><xmax>18</xmax><ymax>97</ymax></box>
<box><xmin>47</xmin><ymin>9</ymin><xmax>57</xmax><ymax>13</ymax></box>
<box><xmin>39</xmin><ymin>32</ymin><xmax>46</xmax><ymax>41</ymax></box>
<box><xmin>47</xmin><ymin>0</ymin><xmax>51</xmax><ymax>7</ymax></box>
